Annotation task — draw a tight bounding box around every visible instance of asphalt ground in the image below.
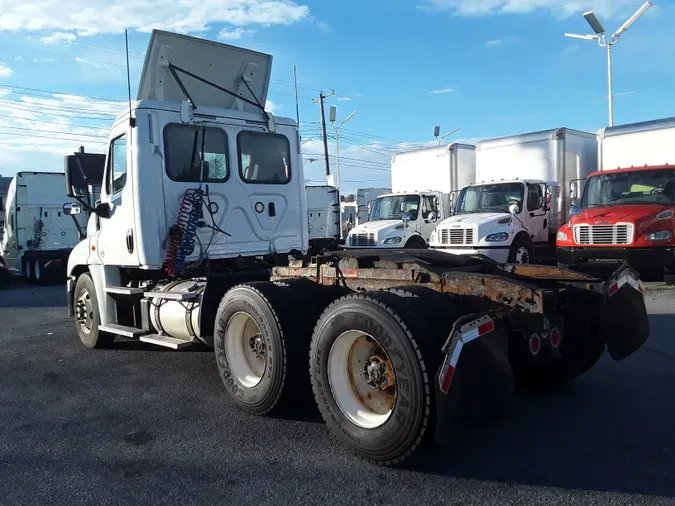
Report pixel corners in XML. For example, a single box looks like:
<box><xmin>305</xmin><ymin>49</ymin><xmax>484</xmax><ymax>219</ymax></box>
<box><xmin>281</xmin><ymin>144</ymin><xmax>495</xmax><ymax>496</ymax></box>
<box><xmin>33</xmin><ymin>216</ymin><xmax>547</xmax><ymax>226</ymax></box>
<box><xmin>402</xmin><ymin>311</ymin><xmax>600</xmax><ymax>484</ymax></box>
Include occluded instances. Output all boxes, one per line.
<box><xmin>0</xmin><ymin>280</ymin><xmax>674</xmax><ymax>506</ymax></box>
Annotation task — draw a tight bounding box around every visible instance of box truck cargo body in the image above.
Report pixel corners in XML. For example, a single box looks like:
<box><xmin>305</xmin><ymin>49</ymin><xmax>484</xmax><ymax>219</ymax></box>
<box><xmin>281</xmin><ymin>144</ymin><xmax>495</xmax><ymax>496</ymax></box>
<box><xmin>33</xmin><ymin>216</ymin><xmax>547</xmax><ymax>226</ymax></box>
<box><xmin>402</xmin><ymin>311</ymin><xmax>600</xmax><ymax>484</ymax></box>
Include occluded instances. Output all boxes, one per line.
<box><xmin>305</xmin><ymin>185</ymin><xmax>340</xmax><ymax>253</ymax></box>
<box><xmin>346</xmin><ymin>143</ymin><xmax>476</xmax><ymax>249</ymax></box>
<box><xmin>557</xmin><ymin>117</ymin><xmax>675</xmax><ymax>282</ymax></box>
<box><xmin>431</xmin><ymin>128</ymin><xmax>597</xmax><ymax>263</ymax></box>
<box><xmin>356</xmin><ymin>187</ymin><xmax>391</xmax><ymax>225</ymax></box>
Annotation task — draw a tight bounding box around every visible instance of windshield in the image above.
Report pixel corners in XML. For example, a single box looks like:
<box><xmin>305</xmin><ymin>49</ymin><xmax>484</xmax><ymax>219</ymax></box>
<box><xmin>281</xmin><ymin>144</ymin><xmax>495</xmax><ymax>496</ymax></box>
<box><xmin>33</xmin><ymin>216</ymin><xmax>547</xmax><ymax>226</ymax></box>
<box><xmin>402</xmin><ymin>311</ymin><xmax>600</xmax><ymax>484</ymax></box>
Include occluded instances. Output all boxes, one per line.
<box><xmin>370</xmin><ymin>195</ymin><xmax>420</xmax><ymax>221</ymax></box>
<box><xmin>581</xmin><ymin>169</ymin><xmax>675</xmax><ymax>208</ymax></box>
<box><xmin>456</xmin><ymin>183</ymin><xmax>524</xmax><ymax>214</ymax></box>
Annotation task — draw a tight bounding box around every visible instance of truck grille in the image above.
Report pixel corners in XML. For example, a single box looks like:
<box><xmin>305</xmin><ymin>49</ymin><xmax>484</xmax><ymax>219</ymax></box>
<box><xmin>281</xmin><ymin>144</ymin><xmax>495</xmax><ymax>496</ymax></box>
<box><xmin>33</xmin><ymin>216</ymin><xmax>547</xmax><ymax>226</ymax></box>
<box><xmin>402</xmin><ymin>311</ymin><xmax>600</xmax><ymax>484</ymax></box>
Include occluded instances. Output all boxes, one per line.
<box><xmin>573</xmin><ymin>224</ymin><xmax>634</xmax><ymax>245</ymax></box>
<box><xmin>438</xmin><ymin>228</ymin><xmax>475</xmax><ymax>246</ymax></box>
<box><xmin>351</xmin><ymin>233</ymin><xmax>376</xmax><ymax>247</ymax></box>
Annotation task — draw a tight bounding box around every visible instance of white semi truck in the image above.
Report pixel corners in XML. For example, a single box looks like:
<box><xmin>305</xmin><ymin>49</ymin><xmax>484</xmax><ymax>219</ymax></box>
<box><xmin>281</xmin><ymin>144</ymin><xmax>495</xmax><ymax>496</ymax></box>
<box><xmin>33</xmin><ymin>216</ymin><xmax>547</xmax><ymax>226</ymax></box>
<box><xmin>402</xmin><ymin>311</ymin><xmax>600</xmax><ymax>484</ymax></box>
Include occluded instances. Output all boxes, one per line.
<box><xmin>430</xmin><ymin>128</ymin><xmax>597</xmax><ymax>264</ymax></box>
<box><xmin>346</xmin><ymin>143</ymin><xmax>476</xmax><ymax>249</ymax></box>
<box><xmin>0</xmin><ymin>170</ymin><xmax>91</xmax><ymax>282</ymax></box>
<box><xmin>356</xmin><ymin>187</ymin><xmax>391</xmax><ymax>225</ymax></box>
<box><xmin>305</xmin><ymin>185</ymin><xmax>340</xmax><ymax>254</ymax></box>
<box><xmin>61</xmin><ymin>30</ymin><xmax>650</xmax><ymax>467</ymax></box>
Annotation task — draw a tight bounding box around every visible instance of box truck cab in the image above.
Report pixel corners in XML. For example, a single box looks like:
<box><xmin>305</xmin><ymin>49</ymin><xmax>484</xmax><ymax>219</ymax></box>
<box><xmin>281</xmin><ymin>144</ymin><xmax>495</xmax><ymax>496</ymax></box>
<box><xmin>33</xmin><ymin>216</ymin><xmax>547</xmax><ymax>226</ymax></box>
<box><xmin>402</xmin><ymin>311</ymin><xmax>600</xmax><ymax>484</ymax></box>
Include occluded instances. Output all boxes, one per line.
<box><xmin>430</xmin><ymin>179</ymin><xmax>551</xmax><ymax>263</ymax></box>
<box><xmin>556</xmin><ymin>117</ymin><xmax>675</xmax><ymax>283</ymax></box>
<box><xmin>356</xmin><ymin>187</ymin><xmax>391</xmax><ymax>225</ymax></box>
<box><xmin>346</xmin><ymin>143</ymin><xmax>476</xmax><ymax>249</ymax></box>
<box><xmin>305</xmin><ymin>185</ymin><xmax>340</xmax><ymax>254</ymax></box>
<box><xmin>431</xmin><ymin>128</ymin><xmax>597</xmax><ymax>263</ymax></box>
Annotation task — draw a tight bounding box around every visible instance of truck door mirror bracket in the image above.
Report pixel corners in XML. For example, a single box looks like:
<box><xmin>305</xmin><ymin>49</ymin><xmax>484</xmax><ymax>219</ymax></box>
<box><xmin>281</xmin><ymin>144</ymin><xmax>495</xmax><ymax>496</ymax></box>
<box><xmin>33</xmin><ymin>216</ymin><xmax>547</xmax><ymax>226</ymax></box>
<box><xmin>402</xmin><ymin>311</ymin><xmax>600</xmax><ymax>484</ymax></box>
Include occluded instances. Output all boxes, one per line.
<box><xmin>95</xmin><ymin>202</ymin><xmax>112</xmax><ymax>219</ymax></box>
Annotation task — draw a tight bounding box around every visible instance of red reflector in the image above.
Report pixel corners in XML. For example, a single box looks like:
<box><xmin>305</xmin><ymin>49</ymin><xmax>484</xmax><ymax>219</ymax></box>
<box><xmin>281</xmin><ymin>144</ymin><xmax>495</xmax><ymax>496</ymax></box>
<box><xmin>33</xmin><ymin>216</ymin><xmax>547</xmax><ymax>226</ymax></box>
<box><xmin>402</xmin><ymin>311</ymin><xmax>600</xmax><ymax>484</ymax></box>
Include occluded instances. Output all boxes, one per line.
<box><xmin>478</xmin><ymin>320</ymin><xmax>495</xmax><ymax>335</ymax></box>
<box><xmin>529</xmin><ymin>334</ymin><xmax>541</xmax><ymax>355</ymax></box>
<box><xmin>441</xmin><ymin>365</ymin><xmax>455</xmax><ymax>393</ymax></box>
<box><xmin>550</xmin><ymin>328</ymin><xmax>560</xmax><ymax>348</ymax></box>
<box><xmin>608</xmin><ymin>283</ymin><xmax>619</xmax><ymax>296</ymax></box>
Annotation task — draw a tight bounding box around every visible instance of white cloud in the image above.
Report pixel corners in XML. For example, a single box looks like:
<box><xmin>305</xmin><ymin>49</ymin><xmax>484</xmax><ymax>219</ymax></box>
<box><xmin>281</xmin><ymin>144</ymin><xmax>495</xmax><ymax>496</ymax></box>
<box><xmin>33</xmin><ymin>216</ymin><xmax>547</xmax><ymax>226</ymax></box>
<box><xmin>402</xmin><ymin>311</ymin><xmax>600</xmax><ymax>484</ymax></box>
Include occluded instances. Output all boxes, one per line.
<box><xmin>40</xmin><ymin>31</ymin><xmax>76</xmax><ymax>44</ymax></box>
<box><xmin>32</xmin><ymin>58</ymin><xmax>54</xmax><ymax>63</ymax></box>
<box><xmin>0</xmin><ymin>64</ymin><xmax>13</xmax><ymax>78</ymax></box>
<box><xmin>217</xmin><ymin>27</ymin><xmax>256</xmax><ymax>40</ymax></box>
<box><xmin>562</xmin><ymin>44</ymin><xmax>579</xmax><ymax>56</ymax></box>
<box><xmin>337</xmin><ymin>97</ymin><xmax>352</xmax><ymax>101</ymax></box>
<box><xmin>428</xmin><ymin>88</ymin><xmax>454</xmax><ymax>94</ymax></box>
<box><xmin>0</xmin><ymin>1</ymin><xmax>311</xmax><ymax>35</ymax></box>
<box><xmin>485</xmin><ymin>39</ymin><xmax>503</xmax><ymax>46</ymax></box>
<box><xmin>316</xmin><ymin>20</ymin><xmax>332</xmax><ymax>33</ymax></box>
<box><xmin>13</xmin><ymin>56</ymin><xmax>22</xmax><ymax>61</ymax></box>
<box><xmin>421</xmin><ymin>0</ymin><xmax>647</xmax><ymax>19</ymax></box>
<box><xmin>265</xmin><ymin>100</ymin><xmax>281</xmax><ymax>114</ymax></box>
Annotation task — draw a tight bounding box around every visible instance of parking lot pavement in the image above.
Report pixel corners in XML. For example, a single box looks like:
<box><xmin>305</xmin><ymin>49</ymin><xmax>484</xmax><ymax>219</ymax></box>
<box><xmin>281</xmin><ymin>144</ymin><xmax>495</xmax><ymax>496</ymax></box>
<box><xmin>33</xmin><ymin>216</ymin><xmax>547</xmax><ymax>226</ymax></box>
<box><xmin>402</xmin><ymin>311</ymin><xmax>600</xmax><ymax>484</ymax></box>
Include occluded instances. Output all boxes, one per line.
<box><xmin>1</xmin><ymin>282</ymin><xmax>674</xmax><ymax>506</ymax></box>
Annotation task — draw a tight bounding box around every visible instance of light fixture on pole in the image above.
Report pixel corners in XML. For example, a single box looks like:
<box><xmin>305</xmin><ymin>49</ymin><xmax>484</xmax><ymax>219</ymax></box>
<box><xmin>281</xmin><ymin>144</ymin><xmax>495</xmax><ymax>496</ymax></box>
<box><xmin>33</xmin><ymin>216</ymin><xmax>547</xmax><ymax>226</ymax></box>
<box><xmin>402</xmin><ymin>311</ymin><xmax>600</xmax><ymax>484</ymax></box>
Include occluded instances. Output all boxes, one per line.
<box><xmin>565</xmin><ymin>1</ymin><xmax>652</xmax><ymax>126</ymax></box>
<box><xmin>434</xmin><ymin>126</ymin><xmax>460</xmax><ymax>145</ymax></box>
<box><xmin>329</xmin><ymin>106</ymin><xmax>358</xmax><ymax>192</ymax></box>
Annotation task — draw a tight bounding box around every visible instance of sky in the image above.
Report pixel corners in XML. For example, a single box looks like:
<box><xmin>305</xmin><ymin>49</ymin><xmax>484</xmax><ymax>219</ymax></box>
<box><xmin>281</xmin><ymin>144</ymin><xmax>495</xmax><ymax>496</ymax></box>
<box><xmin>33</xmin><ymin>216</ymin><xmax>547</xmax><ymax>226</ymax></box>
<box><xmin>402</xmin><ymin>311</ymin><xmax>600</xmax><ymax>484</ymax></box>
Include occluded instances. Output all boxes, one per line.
<box><xmin>0</xmin><ymin>0</ymin><xmax>674</xmax><ymax>194</ymax></box>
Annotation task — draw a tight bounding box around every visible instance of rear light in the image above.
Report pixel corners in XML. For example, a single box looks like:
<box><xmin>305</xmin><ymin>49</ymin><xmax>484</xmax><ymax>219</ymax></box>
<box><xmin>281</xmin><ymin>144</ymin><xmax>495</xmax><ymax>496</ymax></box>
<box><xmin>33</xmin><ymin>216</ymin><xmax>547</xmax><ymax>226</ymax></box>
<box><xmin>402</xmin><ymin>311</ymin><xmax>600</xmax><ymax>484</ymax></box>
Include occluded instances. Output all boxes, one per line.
<box><xmin>529</xmin><ymin>334</ymin><xmax>541</xmax><ymax>355</ymax></box>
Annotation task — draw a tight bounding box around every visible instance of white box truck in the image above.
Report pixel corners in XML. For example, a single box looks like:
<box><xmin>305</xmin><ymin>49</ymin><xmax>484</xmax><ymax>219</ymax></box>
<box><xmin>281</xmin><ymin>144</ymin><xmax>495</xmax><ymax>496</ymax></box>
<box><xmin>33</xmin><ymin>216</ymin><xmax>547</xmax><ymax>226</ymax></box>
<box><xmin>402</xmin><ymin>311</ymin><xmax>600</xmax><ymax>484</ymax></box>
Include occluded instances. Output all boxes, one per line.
<box><xmin>305</xmin><ymin>185</ymin><xmax>340</xmax><ymax>254</ymax></box>
<box><xmin>346</xmin><ymin>143</ymin><xmax>476</xmax><ymax>249</ymax></box>
<box><xmin>356</xmin><ymin>187</ymin><xmax>391</xmax><ymax>225</ymax></box>
<box><xmin>431</xmin><ymin>128</ymin><xmax>597</xmax><ymax>264</ymax></box>
<box><xmin>0</xmin><ymin>171</ymin><xmax>88</xmax><ymax>282</ymax></box>
<box><xmin>556</xmin><ymin>116</ymin><xmax>675</xmax><ymax>283</ymax></box>
<box><xmin>57</xmin><ymin>29</ymin><xmax>651</xmax><ymax>467</ymax></box>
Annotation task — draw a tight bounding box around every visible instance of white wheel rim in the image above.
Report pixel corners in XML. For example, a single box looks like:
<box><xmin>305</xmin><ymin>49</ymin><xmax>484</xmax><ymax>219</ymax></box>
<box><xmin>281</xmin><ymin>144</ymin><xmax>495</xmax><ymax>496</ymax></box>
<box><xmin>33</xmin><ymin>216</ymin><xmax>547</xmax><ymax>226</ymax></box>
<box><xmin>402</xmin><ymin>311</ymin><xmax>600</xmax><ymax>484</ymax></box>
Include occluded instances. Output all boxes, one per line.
<box><xmin>515</xmin><ymin>246</ymin><xmax>530</xmax><ymax>264</ymax></box>
<box><xmin>328</xmin><ymin>330</ymin><xmax>397</xmax><ymax>429</ymax></box>
<box><xmin>75</xmin><ymin>288</ymin><xmax>94</xmax><ymax>334</ymax></box>
<box><xmin>224</xmin><ymin>312</ymin><xmax>267</xmax><ymax>388</ymax></box>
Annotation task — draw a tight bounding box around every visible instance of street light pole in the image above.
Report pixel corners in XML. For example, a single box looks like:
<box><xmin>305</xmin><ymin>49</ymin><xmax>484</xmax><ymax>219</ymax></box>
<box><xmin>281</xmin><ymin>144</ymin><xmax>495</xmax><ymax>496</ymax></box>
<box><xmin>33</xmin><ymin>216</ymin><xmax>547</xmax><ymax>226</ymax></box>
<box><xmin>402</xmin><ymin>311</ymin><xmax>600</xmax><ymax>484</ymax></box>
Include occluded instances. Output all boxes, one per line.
<box><xmin>565</xmin><ymin>1</ymin><xmax>651</xmax><ymax>127</ymax></box>
<box><xmin>329</xmin><ymin>108</ymin><xmax>358</xmax><ymax>192</ymax></box>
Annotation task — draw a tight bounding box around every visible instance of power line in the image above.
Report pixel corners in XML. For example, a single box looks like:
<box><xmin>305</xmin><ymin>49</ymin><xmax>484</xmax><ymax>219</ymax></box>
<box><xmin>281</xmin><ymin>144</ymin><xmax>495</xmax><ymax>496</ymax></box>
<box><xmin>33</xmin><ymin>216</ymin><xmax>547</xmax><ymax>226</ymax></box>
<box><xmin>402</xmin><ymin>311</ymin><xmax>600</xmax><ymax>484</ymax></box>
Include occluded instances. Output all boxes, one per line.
<box><xmin>0</xmin><ymin>98</ymin><xmax>119</xmax><ymax>118</ymax></box>
<box><xmin>0</xmin><ymin>84</ymin><xmax>126</xmax><ymax>103</ymax></box>
<box><xmin>0</xmin><ymin>113</ymin><xmax>108</xmax><ymax>132</ymax></box>
<box><xmin>0</xmin><ymin>125</ymin><xmax>107</xmax><ymax>139</ymax></box>
<box><xmin>0</xmin><ymin>130</ymin><xmax>107</xmax><ymax>144</ymax></box>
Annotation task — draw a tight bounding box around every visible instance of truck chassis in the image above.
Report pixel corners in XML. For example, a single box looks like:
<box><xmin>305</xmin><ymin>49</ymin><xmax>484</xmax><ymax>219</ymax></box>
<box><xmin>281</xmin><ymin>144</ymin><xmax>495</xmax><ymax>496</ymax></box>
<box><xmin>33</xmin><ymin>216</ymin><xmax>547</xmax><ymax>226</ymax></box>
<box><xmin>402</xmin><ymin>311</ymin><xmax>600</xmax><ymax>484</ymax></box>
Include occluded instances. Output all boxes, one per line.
<box><xmin>67</xmin><ymin>249</ymin><xmax>650</xmax><ymax>466</ymax></box>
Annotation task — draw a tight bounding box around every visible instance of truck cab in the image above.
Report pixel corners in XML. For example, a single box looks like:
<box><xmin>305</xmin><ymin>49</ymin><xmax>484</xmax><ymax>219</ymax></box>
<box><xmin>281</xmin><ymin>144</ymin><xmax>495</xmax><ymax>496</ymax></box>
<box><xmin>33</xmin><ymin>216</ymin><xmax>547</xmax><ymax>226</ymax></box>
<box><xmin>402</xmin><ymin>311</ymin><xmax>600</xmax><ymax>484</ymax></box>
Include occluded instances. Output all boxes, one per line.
<box><xmin>346</xmin><ymin>191</ymin><xmax>442</xmax><ymax>248</ymax></box>
<box><xmin>430</xmin><ymin>179</ymin><xmax>550</xmax><ymax>263</ymax></box>
<box><xmin>556</xmin><ymin>165</ymin><xmax>675</xmax><ymax>282</ymax></box>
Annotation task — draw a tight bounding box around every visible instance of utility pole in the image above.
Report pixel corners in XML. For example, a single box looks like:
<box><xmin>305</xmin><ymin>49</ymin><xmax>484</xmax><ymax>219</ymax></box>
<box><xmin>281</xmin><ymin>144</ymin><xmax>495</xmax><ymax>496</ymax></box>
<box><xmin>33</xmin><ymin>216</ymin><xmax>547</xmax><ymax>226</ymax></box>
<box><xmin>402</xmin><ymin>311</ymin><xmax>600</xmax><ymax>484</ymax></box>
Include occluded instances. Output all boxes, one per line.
<box><xmin>312</xmin><ymin>90</ymin><xmax>334</xmax><ymax>178</ymax></box>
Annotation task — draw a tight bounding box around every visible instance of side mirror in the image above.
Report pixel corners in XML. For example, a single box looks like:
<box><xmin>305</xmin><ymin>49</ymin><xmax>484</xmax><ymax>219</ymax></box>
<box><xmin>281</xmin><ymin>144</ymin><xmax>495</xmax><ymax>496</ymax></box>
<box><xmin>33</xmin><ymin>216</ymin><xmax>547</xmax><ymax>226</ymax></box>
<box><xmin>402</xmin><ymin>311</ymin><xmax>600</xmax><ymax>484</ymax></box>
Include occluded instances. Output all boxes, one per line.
<box><xmin>427</xmin><ymin>211</ymin><xmax>438</xmax><ymax>222</ymax></box>
<box><xmin>402</xmin><ymin>213</ymin><xmax>411</xmax><ymax>227</ymax></box>
<box><xmin>569</xmin><ymin>203</ymin><xmax>581</xmax><ymax>217</ymax></box>
<box><xmin>509</xmin><ymin>203</ymin><xmax>519</xmax><ymax>215</ymax></box>
<box><xmin>94</xmin><ymin>202</ymin><xmax>111</xmax><ymax>219</ymax></box>
<box><xmin>63</xmin><ymin>202</ymin><xmax>82</xmax><ymax>216</ymax></box>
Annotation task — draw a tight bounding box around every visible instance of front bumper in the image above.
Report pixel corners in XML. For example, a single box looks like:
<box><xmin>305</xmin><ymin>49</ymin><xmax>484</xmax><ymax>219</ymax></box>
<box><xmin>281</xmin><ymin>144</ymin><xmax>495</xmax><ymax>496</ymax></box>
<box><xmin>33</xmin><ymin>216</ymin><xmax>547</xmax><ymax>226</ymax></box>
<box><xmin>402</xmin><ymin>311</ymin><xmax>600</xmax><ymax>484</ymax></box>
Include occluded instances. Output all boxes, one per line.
<box><xmin>557</xmin><ymin>246</ymin><xmax>675</xmax><ymax>272</ymax></box>
<box><xmin>433</xmin><ymin>246</ymin><xmax>510</xmax><ymax>264</ymax></box>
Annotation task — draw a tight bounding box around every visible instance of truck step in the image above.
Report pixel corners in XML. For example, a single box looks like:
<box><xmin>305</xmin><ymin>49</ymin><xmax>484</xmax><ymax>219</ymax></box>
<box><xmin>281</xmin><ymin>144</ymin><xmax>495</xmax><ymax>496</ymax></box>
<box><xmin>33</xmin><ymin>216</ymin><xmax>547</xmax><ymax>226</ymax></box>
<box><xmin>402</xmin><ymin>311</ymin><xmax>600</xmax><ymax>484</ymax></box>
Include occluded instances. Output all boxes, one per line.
<box><xmin>105</xmin><ymin>286</ymin><xmax>145</xmax><ymax>295</ymax></box>
<box><xmin>98</xmin><ymin>323</ymin><xmax>147</xmax><ymax>338</ymax></box>
<box><xmin>143</xmin><ymin>291</ymin><xmax>198</xmax><ymax>301</ymax></box>
<box><xmin>139</xmin><ymin>334</ymin><xmax>193</xmax><ymax>350</ymax></box>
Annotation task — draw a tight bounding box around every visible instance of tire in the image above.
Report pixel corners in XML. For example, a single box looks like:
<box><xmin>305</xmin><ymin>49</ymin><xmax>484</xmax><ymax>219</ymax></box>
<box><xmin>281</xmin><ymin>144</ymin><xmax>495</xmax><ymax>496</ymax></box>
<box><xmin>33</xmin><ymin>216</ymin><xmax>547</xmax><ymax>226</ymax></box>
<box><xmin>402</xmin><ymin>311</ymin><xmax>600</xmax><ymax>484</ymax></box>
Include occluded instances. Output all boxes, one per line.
<box><xmin>213</xmin><ymin>281</ymin><xmax>312</xmax><ymax>416</ymax></box>
<box><xmin>508</xmin><ymin>235</ymin><xmax>534</xmax><ymax>264</ymax></box>
<box><xmin>664</xmin><ymin>272</ymin><xmax>675</xmax><ymax>286</ymax></box>
<box><xmin>404</xmin><ymin>236</ymin><xmax>426</xmax><ymax>249</ymax></box>
<box><xmin>309</xmin><ymin>290</ymin><xmax>448</xmax><ymax>466</ymax></box>
<box><xmin>73</xmin><ymin>273</ymin><xmax>114</xmax><ymax>349</ymax></box>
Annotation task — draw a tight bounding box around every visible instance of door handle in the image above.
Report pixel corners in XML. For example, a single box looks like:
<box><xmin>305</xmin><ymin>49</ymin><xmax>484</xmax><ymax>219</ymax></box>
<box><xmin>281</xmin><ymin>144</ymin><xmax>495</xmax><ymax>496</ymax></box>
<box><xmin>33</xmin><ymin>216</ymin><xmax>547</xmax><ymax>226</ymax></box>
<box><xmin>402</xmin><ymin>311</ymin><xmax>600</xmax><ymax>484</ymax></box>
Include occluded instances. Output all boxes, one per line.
<box><xmin>126</xmin><ymin>228</ymin><xmax>134</xmax><ymax>254</ymax></box>
<box><xmin>268</xmin><ymin>202</ymin><xmax>276</xmax><ymax>217</ymax></box>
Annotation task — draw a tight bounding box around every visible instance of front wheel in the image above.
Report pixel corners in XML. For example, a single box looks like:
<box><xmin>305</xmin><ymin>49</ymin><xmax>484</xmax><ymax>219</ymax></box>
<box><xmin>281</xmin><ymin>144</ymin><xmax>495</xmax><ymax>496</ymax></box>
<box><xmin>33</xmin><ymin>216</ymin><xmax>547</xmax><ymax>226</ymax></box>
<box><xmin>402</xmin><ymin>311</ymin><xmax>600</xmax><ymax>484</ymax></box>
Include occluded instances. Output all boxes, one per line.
<box><xmin>310</xmin><ymin>291</ymin><xmax>436</xmax><ymax>466</ymax></box>
<box><xmin>508</xmin><ymin>237</ymin><xmax>534</xmax><ymax>264</ymax></box>
<box><xmin>74</xmin><ymin>273</ymin><xmax>114</xmax><ymax>349</ymax></box>
<box><xmin>404</xmin><ymin>236</ymin><xmax>426</xmax><ymax>249</ymax></box>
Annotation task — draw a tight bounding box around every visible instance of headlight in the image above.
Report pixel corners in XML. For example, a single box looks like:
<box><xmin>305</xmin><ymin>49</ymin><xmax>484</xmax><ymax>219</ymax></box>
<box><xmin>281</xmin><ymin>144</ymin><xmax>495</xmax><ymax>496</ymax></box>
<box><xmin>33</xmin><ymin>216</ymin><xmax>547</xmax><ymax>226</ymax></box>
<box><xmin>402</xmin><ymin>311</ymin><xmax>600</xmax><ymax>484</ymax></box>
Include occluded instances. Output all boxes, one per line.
<box><xmin>485</xmin><ymin>232</ymin><xmax>509</xmax><ymax>242</ymax></box>
<box><xmin>384</xmin><ymin>236</ymin><xmax>402</xmax><ymax>244</ymax></box>
<box><xmin>556</xmin><ymin>231</ymin><xmax>568</xmax><ymax>241</ymax></box>
<box><xmin>646</xmin><ymin>230</ymin><xmax>672</xmax><ymax>241</ymax></box>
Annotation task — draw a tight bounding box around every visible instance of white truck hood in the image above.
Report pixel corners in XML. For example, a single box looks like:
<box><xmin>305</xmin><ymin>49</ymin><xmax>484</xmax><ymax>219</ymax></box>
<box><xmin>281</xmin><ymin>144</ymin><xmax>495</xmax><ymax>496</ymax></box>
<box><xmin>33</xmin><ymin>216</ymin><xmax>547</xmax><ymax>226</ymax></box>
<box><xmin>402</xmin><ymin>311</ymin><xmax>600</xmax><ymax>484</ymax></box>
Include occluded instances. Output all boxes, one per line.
<box><xmin>349</xmin><ymin>220</ymin><xmax>402</xmax><ymax>235</ymax></box>
<box><xmin>438</xmin><ymin>212</ymin><xmax>511</xmax><ymax>228</ymax></box>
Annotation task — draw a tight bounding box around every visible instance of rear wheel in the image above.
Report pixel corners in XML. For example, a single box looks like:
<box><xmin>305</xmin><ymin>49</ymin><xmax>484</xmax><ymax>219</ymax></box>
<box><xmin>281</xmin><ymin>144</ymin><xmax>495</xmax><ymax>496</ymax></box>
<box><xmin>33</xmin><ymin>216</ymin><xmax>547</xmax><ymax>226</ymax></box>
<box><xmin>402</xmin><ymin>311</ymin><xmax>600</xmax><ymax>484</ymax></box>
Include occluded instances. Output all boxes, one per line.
<box><xmin>74</xmin><ymin>273</ymin><xmax>114</xmax><ymax>349</ymax></box>
<box><xmin>310</xmin><ymin>291</ymin><xmax>444</xmax><ymax>466</ymax></box>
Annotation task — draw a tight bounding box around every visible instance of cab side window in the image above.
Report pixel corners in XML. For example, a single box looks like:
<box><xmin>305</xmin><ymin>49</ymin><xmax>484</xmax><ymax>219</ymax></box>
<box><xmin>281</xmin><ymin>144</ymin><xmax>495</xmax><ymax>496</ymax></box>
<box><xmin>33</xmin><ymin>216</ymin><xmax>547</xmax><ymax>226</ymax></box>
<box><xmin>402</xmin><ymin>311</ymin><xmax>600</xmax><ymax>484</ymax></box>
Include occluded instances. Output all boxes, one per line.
<box><xmin>422</xmin><ymin>195</ymin><xmax>438</xmax><ymax>219</ymax></box>
<box><xmin>527</xmin><ymin>184</ymin><xmax>543</xmax><ymax>211</ymax></box>
<box><xmin>107</xmin><ymin>135</ymin><xmax>128</xmax><ymax>196</ymax></box>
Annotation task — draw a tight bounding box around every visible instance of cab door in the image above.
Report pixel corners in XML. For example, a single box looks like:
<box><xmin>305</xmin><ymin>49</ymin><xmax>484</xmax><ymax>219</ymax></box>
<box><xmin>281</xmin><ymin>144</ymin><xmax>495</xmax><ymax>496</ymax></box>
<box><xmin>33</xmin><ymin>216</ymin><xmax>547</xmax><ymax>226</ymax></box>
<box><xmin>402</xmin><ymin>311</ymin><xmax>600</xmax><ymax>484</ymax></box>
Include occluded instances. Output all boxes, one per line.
<box><xmin>95</xmin><ymin>128</ymin><xmax>140</xmax><ymax>266</ymax></box>
<box><xmin>420</xmin><ymin>193</ymin><xmax>441</xmax><ymax>241</ymax></box>
<box><xmin>525</xmin><ymin>183</ymin><xmax>548</xmax><ymax>245</ymax></box>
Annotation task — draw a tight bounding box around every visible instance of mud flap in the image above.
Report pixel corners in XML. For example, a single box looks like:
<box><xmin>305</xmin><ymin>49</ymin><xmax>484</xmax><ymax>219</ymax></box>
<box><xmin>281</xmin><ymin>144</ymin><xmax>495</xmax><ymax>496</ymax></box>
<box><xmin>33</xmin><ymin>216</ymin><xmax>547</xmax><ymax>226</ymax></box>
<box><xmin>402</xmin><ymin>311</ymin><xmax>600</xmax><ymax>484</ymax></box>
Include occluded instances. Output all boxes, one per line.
<box><xmin>600</xmin><ymin>266</ymin><xmax>650</xmax><ymax>360</ymax></box>
<box><xmin>434</xmin><ymin>314</ymin><xmax>515</xmax><ymax>444</ymax></box>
